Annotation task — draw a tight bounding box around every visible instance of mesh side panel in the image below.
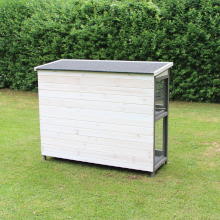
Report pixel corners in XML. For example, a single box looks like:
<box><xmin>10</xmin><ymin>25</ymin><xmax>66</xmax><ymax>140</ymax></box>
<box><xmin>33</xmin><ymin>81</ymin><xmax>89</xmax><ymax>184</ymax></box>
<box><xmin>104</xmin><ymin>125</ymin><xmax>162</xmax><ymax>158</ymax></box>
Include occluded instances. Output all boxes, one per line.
<box><xmin>163</xmin><ymin>117</ymin><xmax>166</xmax><ymax>151</ymax></box>
<box><xmin>155</xmin><ymin>79</ymin><xmax>167</xmax><ymax>112</ymax></box>
<box><xmin>155</xmin><ymin>119</ymin><xmax>164</xmax><ymax>156</ymax></box>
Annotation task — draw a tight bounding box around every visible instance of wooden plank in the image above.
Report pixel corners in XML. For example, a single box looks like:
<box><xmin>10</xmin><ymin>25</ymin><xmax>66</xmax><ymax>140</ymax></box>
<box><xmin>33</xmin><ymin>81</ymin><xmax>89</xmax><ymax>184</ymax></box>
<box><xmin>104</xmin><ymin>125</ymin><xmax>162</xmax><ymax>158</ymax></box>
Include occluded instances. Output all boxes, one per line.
<box><xmin>38</xmin><ymin>75</ymin><xmax>154</xmax><ymax>89</ymax></box>
<box><xmin>39</xmin><ymin>90</ymin><xmax>153</xmax><ymax>105</ymax></box>
<box><xmin>39</xmin><ymin>82</ymin><xmax>154</xmax><ymax>97</ymax></box>
<box><xmin>42</xmin><ymin>143</ymin><xmax>79</xmax><ymax>155</ymax></box>
<box><xmin>40</xmin><ymin>124</ymin><xmax>154</xmax><ymax>143</ymax></box>
<box><xmin>39</xmin><ymin>97</ymin><xmax>153</xmax><ymax>115</ymax></box>
<box><xmin>42</xmin><ymin>144</ymin><xmax>152</xmax><ymax>165</ymax></box>
<box><xmin>39</xmin><ymin>105</ymin><xmax>154</xmax><ymax>127</ymax></box>
<box><xmin>41</xmin><ymin>138</ymin><xmax>153</xmax><ymax>158</ymax></box>
<box><xmin>40</xmin><ymin>117</ymin><xmax>153</xmax><ymax>135</ymax></box>
<box><xmin>41</xmin><ymin>150</ymin><xmax>154</xmax><ymax>172</ymax></box>
<box><xmin>78</xmin><ymin>149</ymin><xmax>152</xmax><ymax>165</ymax></box>
<box><xmin>41</xmin><ymin>131</ymin><xmax>153</xmax><ymax>151</ymax></box>
<box><xmin>38</xmin><ymin>70</ymin><xmax>154</xmax><ymax>80</ymax></box>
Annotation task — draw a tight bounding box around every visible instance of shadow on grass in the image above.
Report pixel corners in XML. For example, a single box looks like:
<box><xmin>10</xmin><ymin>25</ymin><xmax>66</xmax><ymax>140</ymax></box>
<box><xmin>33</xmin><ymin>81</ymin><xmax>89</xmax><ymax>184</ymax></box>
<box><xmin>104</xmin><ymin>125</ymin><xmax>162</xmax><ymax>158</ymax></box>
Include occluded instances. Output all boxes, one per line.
<box><xmin>47</xmin><ymin>156</ymin><xmax>158</xmax><ymax>178</ymax></box>
<box><xmin>46</xmin><ymin>156</ymin><xmax>167</xmax><ymax>178</ymax></box>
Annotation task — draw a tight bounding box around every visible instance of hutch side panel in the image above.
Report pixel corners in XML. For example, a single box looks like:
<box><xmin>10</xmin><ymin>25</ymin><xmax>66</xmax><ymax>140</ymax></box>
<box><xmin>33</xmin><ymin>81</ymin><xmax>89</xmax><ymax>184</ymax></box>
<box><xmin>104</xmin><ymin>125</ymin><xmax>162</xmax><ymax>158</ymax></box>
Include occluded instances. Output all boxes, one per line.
<box><xmin>38</xmin><ymin>70</ymin><xmax>155</xmax><ymax>172</ymax></box>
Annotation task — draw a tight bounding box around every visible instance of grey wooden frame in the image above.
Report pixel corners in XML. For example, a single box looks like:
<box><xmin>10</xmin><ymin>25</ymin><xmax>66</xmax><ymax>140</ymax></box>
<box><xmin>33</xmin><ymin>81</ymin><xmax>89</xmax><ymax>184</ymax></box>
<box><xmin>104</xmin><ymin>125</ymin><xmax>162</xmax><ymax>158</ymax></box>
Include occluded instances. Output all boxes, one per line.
<box><xmin>151</xmin><ymin>69</ymin><xmax>170</xmax><ymax>177</ymax></box>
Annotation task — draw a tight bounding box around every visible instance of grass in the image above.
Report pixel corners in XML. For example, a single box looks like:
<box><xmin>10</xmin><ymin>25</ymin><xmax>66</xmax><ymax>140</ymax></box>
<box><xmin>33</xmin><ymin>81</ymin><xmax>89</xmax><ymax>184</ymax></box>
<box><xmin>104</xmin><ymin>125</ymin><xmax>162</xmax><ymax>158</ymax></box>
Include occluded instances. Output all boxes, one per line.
<box><xmin>0</xmin><ymin>88</ymin><xmax>220</xmax><ymax>219</ymax></box>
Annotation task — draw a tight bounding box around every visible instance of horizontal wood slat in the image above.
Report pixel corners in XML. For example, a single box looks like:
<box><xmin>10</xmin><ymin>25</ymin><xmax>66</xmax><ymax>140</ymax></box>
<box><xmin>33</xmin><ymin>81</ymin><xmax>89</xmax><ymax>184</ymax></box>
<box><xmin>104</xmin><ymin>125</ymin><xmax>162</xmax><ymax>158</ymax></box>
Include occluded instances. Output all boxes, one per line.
<box><xmin>41</xmin><ymin>138</ymin><xmax>153</xmax><ymax>158</ymax></box>
<box><xmin>41</xmin><ymin>131</ymin><xmax>153</xmax><ymax>151</ymax></box>
<box><xmin>38</xmin><ymin>70</ymin><xmax>154</xmax><ymax>80</ymax></box>
<box><xmin>40</xmin><ymin>124</ymin><xmax>153</xmax><ymax>143</ymax></box>
<box><xmin>42</xmin><ymin>150</ymin><xmax>154</xmax><ymax>172</ymax></box>
<box><xmin>39</xmin><ymin>90</ymin><xmax>153</xmax><ymax>105</ymax></box>
<box><xmin>39</xmin><ymin>97</ymin><xmax>153</xmax><ymax>115</ymax></box>
<box><xmin>39</xmin><ymin>105</ymin><xmax>154</xmax><ymax>127</ymax></box>
<box><xmin>40</xmin><ymin>117</ymin><xmax>153</xmax><ymax>135</ymax></box>
<box><xmin>38</xmin><ymin>75</ymin><xmax>154</xmax><ymax>89</ymax></box>
<box><xmin>39</xmin><ymin>82</ymin><xmax>154</xmax><ymax>97</ymax></box>
<box><xmin>42</xmin><ymin>144</ymin><xmax>153</xmax><ymax>164</ymax></box>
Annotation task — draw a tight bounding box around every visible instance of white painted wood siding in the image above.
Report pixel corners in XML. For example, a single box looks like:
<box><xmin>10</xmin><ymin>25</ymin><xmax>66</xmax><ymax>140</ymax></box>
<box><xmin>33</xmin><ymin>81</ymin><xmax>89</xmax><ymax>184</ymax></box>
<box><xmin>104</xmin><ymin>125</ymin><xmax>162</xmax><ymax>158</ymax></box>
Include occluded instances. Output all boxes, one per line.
<box><xmin>38</xmin><ymin>70</ymin><xmax>154</xmax><ymax>172</ymax></box>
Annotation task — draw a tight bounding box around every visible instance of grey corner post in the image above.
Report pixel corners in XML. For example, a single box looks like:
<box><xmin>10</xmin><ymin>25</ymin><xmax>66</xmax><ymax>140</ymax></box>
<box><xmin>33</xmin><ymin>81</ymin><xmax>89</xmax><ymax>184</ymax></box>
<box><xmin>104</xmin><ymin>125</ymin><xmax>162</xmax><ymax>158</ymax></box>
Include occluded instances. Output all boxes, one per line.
<box><xmin>164</xmin><ymin>68</ymin><xmax>170</xmax><ymax>164</ymax></box>
<box><xmin>43</xmin><ymin>155</ymin><xmax>46</xmax><ymax>161</ymax></box>
<box><xmin>151</xmin><ymin>171</ymin><xmax>155</xmax><ymax>178</ymax></box>
<box><xmin>164</xmin><ymin>115</ymin><xmax>168</xmax><ymax>165</ymax></box>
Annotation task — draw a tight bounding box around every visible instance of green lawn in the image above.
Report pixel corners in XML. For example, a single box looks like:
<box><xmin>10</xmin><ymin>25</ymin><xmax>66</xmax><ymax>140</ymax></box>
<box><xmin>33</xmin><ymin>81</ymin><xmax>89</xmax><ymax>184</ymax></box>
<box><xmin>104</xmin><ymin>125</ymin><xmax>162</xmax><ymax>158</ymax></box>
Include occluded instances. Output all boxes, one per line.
<box><xmin>0</xmin><ymin>89</ymin><xmax>220</xmax><ymax>219</ymax></box>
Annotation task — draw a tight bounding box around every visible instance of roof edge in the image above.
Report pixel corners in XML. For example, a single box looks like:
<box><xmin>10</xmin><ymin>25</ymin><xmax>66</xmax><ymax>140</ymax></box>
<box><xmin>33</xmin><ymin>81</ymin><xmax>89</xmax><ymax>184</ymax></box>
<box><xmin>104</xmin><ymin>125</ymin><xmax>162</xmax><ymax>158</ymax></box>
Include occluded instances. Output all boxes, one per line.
<box><xmin>35</xmin><ymin>69</ymin><xmax>155</xmax><ymax>74</ymax></box>
<box><xmin>154</xmin><ymin>62</ymin><xmax>173</xmax><ymax>76</ymax></box>
<box><xmin>34</xmin><ymin>59</ymin><xmax>64</xmax><ymax>71</ymax></box>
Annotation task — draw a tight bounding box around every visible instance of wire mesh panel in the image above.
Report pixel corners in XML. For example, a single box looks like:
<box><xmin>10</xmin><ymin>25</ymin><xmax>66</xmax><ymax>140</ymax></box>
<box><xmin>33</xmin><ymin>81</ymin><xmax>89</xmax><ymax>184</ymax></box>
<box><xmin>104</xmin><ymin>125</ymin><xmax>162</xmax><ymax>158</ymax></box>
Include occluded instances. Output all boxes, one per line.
<box><xmin>155</xmin><ymin>118</ymin><xmax>167</xmax><ymax>165</ymax></box>
<box><xmin>155</xmin><ymin>119</ymin><xmax>164</xmax><ymax>153</ymax></box>
<box><xmin>155</xmin><ymin>79</ymin><xmax>167</xmax><ymax>113</ymax></box>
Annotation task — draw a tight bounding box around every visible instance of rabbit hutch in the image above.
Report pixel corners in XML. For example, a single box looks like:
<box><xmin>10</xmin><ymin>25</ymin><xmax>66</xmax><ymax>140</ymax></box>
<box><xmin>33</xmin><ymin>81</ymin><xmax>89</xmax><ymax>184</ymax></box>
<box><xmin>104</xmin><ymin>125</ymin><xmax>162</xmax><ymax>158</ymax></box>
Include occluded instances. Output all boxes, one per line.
<box><xmin>35</xmin><ymin>59</ymin><xmax>173</xmax><ymax>177</ymax></box>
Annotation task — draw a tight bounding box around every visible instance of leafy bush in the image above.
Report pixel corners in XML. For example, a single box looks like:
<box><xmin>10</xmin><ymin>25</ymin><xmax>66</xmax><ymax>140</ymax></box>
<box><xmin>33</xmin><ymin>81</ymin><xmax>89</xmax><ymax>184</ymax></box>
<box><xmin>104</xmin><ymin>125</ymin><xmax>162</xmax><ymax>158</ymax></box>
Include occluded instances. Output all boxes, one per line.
<box><xmin>0</xmin><ymin>0</ymin><xmax>219</xmax><ymax>102</ymax></box>
<box><xmin>0</xmin><ymin>0</ymin><xmax>160</xmax><ymax>91</ymax></box>
<box><xmin>0</xmin><ymin>0</ymin><xmax>34</xmax><ymax>90</ymax></box>
<box><xmin>152</xmin><ymin>0</ymin><xmax>220</xmax><ymax>102</ymax></box>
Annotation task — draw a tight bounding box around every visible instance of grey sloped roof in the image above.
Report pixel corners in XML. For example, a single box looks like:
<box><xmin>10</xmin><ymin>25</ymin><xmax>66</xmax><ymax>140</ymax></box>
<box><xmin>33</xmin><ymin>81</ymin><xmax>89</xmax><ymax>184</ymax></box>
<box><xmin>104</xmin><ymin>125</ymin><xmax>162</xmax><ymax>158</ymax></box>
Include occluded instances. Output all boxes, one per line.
<box><xmin>34</xmin><ymin>59</ymin><xmax>173</xmax><ymax>75</ymax></box>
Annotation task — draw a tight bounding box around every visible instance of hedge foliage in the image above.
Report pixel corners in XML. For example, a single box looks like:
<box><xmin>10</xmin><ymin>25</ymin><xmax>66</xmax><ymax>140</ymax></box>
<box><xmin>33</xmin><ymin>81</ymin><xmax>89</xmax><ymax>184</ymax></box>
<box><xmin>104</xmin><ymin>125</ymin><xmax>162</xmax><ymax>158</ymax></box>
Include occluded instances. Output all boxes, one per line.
<box><xmin>0</xmin><ymin>0</ymin><xmax>220</xmax><ymax>102</ymax></box>
<box><xmin>153</xmin><ymin>0</ymin><xmax>220</xmax><ymax>102</ymax></box>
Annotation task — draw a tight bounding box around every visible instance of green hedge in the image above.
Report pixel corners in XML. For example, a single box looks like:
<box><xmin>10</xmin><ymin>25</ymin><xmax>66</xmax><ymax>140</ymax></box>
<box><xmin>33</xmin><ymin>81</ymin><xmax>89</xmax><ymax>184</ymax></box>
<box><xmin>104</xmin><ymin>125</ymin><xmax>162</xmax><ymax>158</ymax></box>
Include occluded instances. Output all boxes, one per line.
<box><xmin>0</xmin><ymin>0</ymin><xmax>160</xmax><ymax>91</ymax></box>
<box><xmin>153</xmin><ymin>0</ymin><xmax>220</xmax><ymax>102</ymax></box>
<box><xmin>0</xmin><ymin>0</ymin><xmax>34</xmax><ymax>90</ymax></box>
<box><xmin>0</xmin><ymin>0</ymin><xmax>220</xmax><ymax>102</ymax></box>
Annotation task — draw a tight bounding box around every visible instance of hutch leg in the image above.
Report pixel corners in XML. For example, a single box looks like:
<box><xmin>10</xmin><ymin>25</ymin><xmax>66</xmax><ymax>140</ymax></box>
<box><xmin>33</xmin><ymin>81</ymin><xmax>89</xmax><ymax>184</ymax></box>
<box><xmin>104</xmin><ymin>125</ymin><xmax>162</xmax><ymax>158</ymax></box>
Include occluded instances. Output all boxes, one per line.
<box><xmin>151</xmin><ymin>171</ymin><xmax>155</xmax><ymax>178</ymax></box>
<box><xmin>43</xmin><ymin>155</ymin><xmax>46</xmax><ymax>161</ymax></box>
<box><xmin>165</xmin><ymin>160</ymin><xmax>168</xmax><ymax>164</ymax></box>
